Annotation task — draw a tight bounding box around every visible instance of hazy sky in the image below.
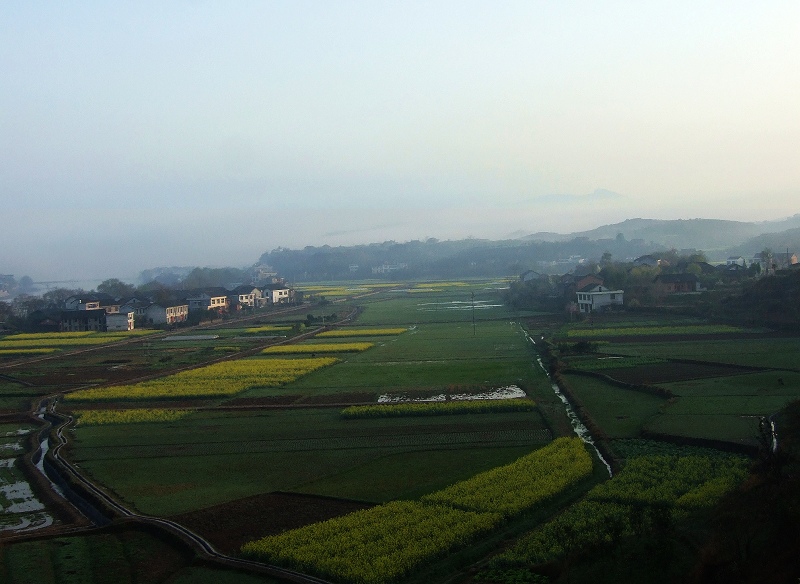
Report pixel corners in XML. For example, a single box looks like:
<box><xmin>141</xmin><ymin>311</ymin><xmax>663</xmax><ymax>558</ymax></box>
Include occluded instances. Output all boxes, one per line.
<box><xmin>2</xmin><ymin>2</ymin><xmax>799</xmax><ymax>282</ymax></box>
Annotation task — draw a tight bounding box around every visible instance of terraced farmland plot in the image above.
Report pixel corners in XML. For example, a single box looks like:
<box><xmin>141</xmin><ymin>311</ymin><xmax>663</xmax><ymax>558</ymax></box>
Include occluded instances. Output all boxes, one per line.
<box><xmin>351</xmin><ymin>321</ymin><xmax>533</xmax><ymax>363</ymax></box>
<box><xmin>240</xmin><ymin>321</ymin><xmax>543</xmax><ymax>401</ymax></box>
<box><xmin>586</xmin><ymin>361</ymin><xmax>759</xmax><ymax>385</ymax></box>
<box><xmin>564</xmin><ymin>324</ymin><xmax>745</xmax><ymax>338</ymax></box>
<box><xmin>355</xmin><ymin>286</ymin><xmax>528</xmax><ymax>325</ymax></box>
<box><xmin>637</xmin><ymin>371</ymin><xmax>800</xmax><ymax>443</ymax></box>
<box><xmin>561</xmin><ymin>374</ymin><xmax>667</xmax><ymax>439</ymax></box>
<box><xmin>240</xmin><ymin>439</ymin><xmax>590</xmax><ymax>584</ymax></box>
<box><xmin>489</xmin><ymin>447</ymin><xmax>748</xmax><ymax>574</ymax></box>
<box><xmin>70</xmin><ymin>408</ymin><xmax>551</xmax><ymax>515</ymax></box>
<box><xmin>644</xmin><ymin>414</ymin><xmax>761</xmax><ymax>443</ymax></box>
<box><xmin>659</xmin><ymin>370</ymin><xmax>800</xmax><ymax>398</ymax></box>
<box><xmin>601</xmin><ymin>337</ymin><xmax>800</xmax><ymax>370</ymax></box>
<box><xmin>250</xmin><ymin>359</ymin><xmax>536</xmax><ymax>398</ymax></box>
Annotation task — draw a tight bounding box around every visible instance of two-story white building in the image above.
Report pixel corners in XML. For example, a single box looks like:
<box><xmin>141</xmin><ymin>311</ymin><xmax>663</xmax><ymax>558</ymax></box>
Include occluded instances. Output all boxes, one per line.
<box><xmin>576</xmin><ymin>284</ymin><xmax>624</xmax><ymax>313</ymax></box>
<box><xmin>263</xmin><ymin>283</ymin><xmax>291</xmax><ymax>305</ymax></box>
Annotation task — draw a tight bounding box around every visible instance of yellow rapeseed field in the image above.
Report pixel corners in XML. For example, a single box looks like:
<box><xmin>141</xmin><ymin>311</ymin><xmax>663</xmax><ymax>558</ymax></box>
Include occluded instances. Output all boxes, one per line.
<box><xmin>65</xmin><ymin>357</ymin><xmax>338</xmax><ymax>401</ymax></box>
<box><xmin>76</xmin><ymin>408</ymin><xmax>192</xmax><ymax>425</ymax></box>
<box><xmin>317</xmin><ymin>328</ymin><xmax>407</xmax><ymax>338</ymax></box>
<box><xmin>262</xmin><ymin>342</ymin><xmax>373</xmax><ymax>355</ymax></box>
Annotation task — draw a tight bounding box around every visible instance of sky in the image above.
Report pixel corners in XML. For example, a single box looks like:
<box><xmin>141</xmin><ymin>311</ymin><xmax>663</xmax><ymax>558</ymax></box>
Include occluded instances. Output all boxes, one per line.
<box><xmin>2</xmin><ymin>1</ymin><xmax>800</xmax><ymax>283</ymax></box>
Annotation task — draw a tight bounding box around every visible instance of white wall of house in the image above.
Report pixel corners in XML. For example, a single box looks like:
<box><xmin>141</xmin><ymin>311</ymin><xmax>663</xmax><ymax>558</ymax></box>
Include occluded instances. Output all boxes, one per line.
<box><xmin>145</xmin><ymin>304</ymin><xmax>189</xmax><ymax>324</ymax></box>
<box><xmin>106</xmin><ymin>311</ymin><xmax>135</xmax><ymax>331</ymax></box>
<box><xmin>269</xmin><ymin>288</ymin><xmax>290</xmax><ymax>304</ymax></box>
<box><xmin>576</xmin><ymin>286</ymin><xmax>624</xmax><ymax>313</ymax></box>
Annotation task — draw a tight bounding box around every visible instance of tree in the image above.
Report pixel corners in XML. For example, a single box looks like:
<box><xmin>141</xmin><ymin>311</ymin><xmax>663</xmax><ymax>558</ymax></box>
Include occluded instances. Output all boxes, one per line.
<box><xmin>18</xmin><ymin>276</ymin><xmax>34</xmax><ymax>293</ymax></box>
<box><xmin>10</xmin><ymin>294</ymin><xmax>45</xmax><ymax>317</ymax></box>
<box><xmin>97</xmin><ymin>278</ymin><xmax>136</xmax><ymax>298</ymax></box>
<box><xmin>686</xmin><ymin>263</ymin><xmax>702</xmax><ymax>277</ymax></box>
<box><xmin>0</xmin><ymin>300</ymin><xmax>12</xmax><ymax>323</ymax></box>
<box><xmin>41</xmin><ymin>288</ymin><xmax>84</xmax><ymax>308</ymax></box>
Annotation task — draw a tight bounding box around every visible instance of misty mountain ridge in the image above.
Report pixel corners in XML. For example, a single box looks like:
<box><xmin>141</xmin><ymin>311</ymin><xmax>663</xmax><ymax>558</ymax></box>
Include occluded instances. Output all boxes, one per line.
<box><xmin>522</xmin><ymin>214</ymin><xmax>800</xmax><ymax>250</ymax></box>
<box><xmin>728</xmin><ymin>226</ymin><xmax>800</xmax><ymax>258</ymax></box>
<box><xmin>128</xmin><ymin>214</ymin><xmax>800</xmax><ymax>285</ymax></box>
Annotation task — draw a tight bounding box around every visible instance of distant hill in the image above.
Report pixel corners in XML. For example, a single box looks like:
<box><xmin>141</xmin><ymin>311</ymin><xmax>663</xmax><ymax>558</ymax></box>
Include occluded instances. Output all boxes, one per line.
<box><xmin>249</xmin><ymin>215</ymin><xmax>800</xmax><ymax>281</ymax></box>
<box><xmin>522</xmin><ymin>215</ymin><xmax>800</xmax><ymax>254</ymax></box>
<box><xmin>725</xmin><ymin>226</ymin><xmax>800</xmax><ymax>258</ymax></box>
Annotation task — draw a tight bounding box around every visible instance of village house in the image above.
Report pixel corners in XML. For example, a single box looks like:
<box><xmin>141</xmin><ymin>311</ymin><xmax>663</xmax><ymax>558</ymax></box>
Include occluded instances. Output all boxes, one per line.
<box><xmin>653</xmin><ymin>273</ymin><xmax>700</xmax><ymax>295</ymax></box>
<box><xmin>576</xmin><ymin>284</ymin><xmax>624</xmax><ymax>313</ymax></box>
<box><xmin>119</xmin><ymin>298</ymin><xmax>151</xmax><ymax>320</ymax></box>
<box><xmin>60</xmin><ymin>308</ymin><xmax>106</xmax><ymax>332</ymax></box>
<box><xmin>726</xmin><ymin>256</ymin><xmax>747</xmax><ymax>267</ymax></box>
<box><xmin>186</xmin><ymin>288</ymin><xmax>230</xmax><ymax>313</ymax></box>
<box><xmin>228</xmin><ymin>285</ymin><xmax>262</xmax><ymax>309</ymax></box>
<box><xmin>144</xmin><ymin>302</ymin><xmax>189</xmax><ymax>325</ymax></box>
<box><xmin>106</xmin><ymin>311</ymin><xmax>135</xmax><ymax>331</ymax></box>
<box><xmin>774</xmin><ymin>252</ymin><xmax>799</xmax><ymax>270</ymax></box>
<box><xmin>263</xmin><ymin>282</ymin><xmax>292</xmax><ymax>305</ymax></box>
<box><xmin>558</xmin><ymin>273</ymin><xmax>605</xmax><ymax>299</ymax></box>
<box><xmin>64</xmin><ymin>293</ymin><xmax>117</xmax><ymax>312</ymax></box>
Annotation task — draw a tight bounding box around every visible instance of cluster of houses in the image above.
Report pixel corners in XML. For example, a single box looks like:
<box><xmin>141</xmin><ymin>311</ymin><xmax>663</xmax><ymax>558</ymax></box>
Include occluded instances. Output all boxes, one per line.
<box><xmin>60</xmin><ymin>283</ymin><xmax>298</xmax><ymax>332</ymax></box>
<box><xmin>522</xmin><ymin>250</ymin><xmax>800</xmax><ymax>315</ymax></box>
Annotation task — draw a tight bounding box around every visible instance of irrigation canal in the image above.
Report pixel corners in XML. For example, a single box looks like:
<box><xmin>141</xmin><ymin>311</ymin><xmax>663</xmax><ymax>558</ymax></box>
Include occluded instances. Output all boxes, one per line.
<box><xmin>524</xmin><ymin>329</ymin><xmax>614</xmax><ymax>477</ymax></box>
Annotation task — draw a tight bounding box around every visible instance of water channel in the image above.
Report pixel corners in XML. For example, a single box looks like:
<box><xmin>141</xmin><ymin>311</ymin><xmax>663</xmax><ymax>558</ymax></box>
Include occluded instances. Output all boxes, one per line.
<box><xmin>524</xmin><ymin>330</ymin><xmax>613</xmax><ymax>477</ymax></box>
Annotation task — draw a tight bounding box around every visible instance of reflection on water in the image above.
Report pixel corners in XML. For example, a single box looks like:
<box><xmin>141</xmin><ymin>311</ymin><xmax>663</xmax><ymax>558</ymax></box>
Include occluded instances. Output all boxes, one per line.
<box><xmin>0</xmin><ymin>425</ymin><xmax>55</xmax><ymax>532</ymax></box>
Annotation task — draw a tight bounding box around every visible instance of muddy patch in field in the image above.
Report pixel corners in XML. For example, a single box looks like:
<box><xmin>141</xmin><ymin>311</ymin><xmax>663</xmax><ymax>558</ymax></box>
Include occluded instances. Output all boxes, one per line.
<box><xmin>172</xmin><ymin>492</ymin><xmax>373</xmax><ymax>554</ymax></box>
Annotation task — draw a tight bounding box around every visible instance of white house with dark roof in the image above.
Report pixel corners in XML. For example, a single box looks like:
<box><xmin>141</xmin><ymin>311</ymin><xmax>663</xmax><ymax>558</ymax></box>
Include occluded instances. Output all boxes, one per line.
<box><xmin>576</xmin><ymin>284</ymin><xmax>624</xmax><ymax>313</ymax></box>
<box><xmin>229</xmin><ymin>285</ymin><xmax>262</xmax><ymax>308</ymax></box>
<box><xmin>726</xmin><ymin>256</ymin><xmax>747</xmax><ymax>267</ymax></box>
<box><xmin>263</xmin><ymin>283</ymin><xmax>291</xmax><ymax>305</ymax></box>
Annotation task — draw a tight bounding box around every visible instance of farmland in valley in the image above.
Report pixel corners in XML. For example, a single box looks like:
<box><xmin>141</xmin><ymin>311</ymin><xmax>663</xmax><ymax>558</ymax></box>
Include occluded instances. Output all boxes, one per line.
<box><xmin>2</xmin><ymin>280</ymin><xmax>796</xmax><ymax>583</ymax></box>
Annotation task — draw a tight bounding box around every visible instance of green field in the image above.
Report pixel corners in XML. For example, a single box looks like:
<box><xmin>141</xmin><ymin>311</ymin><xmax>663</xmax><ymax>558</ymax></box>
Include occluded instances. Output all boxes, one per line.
<box><xmin>0</xmin><ymin>527</ymin><xmax>281</xmax><ymax>584</ymax></box>
<box><xmin>561</xmin><ymin>373</ymin><xmax>667</xmax><ymax>439</ymax></box>
<box><xmin>601</xmin><ymin>337</ymin><xmax>800</xmax><ymax>370</ymax></box>
<box><xmin>72</xmin><ymin>406</ymin><xmax>551</xmax><ymax>516</ymax></box>
<box><xmin>238</xmin><ymin>321</ymin><xmax>547</xmax><ymax>400</ymax></box>
<box><xmin>560</xmin><ymin>359</ymin><xmax>797</xmax><ymax>446</ymax></box>
<box><xmin>63</xmin><ymin>288</ymin><xmax>563</xmax><ymax>526</ymax></box>
<box><xmin>9</xmin><ymin>283</ymin><xmax>797</xmax><ymax>583</ymax></box>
